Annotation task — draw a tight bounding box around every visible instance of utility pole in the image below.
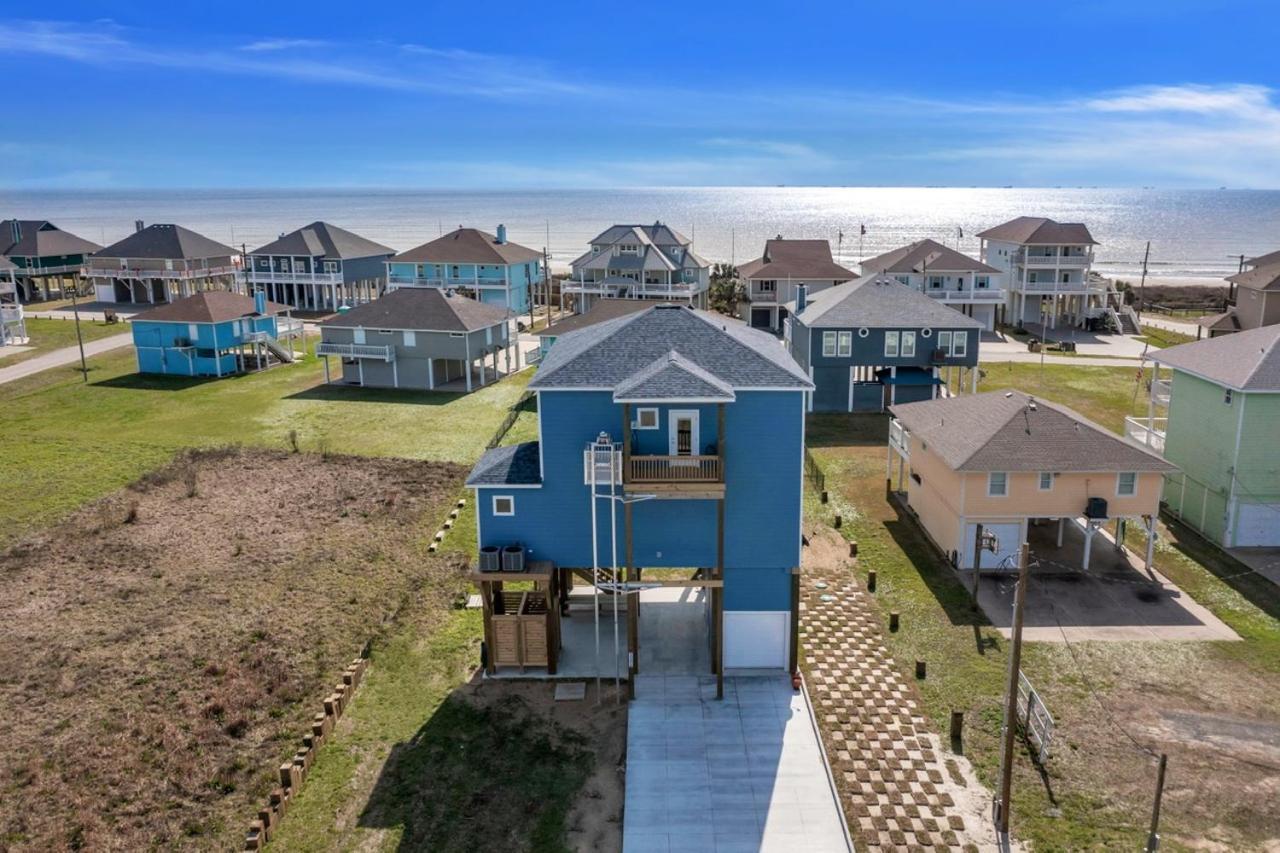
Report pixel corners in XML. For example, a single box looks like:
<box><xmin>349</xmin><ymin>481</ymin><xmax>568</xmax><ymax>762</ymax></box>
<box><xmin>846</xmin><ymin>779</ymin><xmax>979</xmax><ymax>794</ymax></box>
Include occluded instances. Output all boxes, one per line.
<box><xmin>995</xmin><ymin>542</ymin><xmax>1031</xmax><ymax>837</ymax></box>
<box><xmin>1137</xmin><ymin>241</ymin><xmax>1151</xmax><ymax>321</ymax></box>
<box><xmin>69</xmin><ymin>283</ymin><xmax>88</xmax><ymax>383</ymax></box>
<box><xmin>543</xmin><ymin>247</ymin><xmax>552</xmax><ymax>327</ymax></box>
<box><xmin>1145</xmin><ymin>753</ymin><xmax>1168</xmax><ymax>852</ymax></box>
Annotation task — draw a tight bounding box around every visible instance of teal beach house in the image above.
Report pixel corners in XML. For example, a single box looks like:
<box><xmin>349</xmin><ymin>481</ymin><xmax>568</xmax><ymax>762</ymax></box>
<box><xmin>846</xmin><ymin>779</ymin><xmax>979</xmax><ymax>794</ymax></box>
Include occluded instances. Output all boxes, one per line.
<box><xmin>385</xmin><ymin>225</ymin><xmax>542</xmax><ymax>315</ymax></box>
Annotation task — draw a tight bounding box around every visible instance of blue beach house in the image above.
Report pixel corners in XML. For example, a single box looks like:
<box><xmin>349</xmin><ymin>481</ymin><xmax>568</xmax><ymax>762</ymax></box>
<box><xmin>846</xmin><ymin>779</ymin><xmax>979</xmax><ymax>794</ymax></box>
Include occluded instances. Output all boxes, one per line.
<box><xmin>787</xmin><ymin>276</ymin><xmax>983</xmax><ymax>412</ymax></box>
<box><xmin>466</xmin><ymin>304</ymin><xmax>813</xmax><ymax>692</ymax></box>
<box><xmin>386</xmin><ymin>226</ymin><xmax>542</xmax><ymax>315</ymax></box>
<box><xmin>129</xmin><ymin>290</ymin><xmax>303</xmax><ymax>377</ymax></box>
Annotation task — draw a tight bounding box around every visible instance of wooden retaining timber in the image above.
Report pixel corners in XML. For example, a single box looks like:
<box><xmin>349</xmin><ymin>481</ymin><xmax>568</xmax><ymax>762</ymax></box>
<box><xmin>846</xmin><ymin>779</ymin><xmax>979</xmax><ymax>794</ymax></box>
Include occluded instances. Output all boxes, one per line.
<box><xmin>242</xmin><ymin>655</ymin><xmax>370</xmax><ymax>851</ymax></box>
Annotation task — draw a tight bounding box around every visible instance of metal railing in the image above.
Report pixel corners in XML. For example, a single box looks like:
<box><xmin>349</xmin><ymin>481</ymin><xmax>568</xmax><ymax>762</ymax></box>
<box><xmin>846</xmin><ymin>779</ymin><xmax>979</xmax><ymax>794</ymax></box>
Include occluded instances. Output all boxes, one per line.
<box><xmin>1124</xmin><ymin>416</ymin><xmax>1167</xmax><ymax>453</ymax></box>
<box><xmin>245</xmin><ymin>269</ymin><xmax>343</xmax><ymax>285</ymax></box>
<box><xmin>1019</xmin><ymin>251</ymin><xmax>1093</xmax><ymax>267</ymax></box>
<box><xmin>315</xmin><ymin>341</ymin><xmax>395</xmax><ymax>361</ymax></box>
<box><xmin>1014</xmin><ymin>279</ymin><xmax>1106</xmax><ymax>294</ymax></box>
<box><xmin>627</xmin><ymin>454</ymin><xmax>722</xmax><ymax>483</ymax></box>
<box><xmin>8</xmin><ymin>263</ymin><xmax>85</xmax><ymax>276</ymax></box>
<box><xmin>1151</xmin><ymin>378</ymin><xmax>1172</xmax><ymax>406</ymax></box>
<box><xmin>86</xmin><ymin>264</ymin><xmax>240</xmax><ymax>281</ymax></box>
<box><xmin>274</xmin><ymin>317</ymin><xmax>305</xmax><ymax>337</ymax></box>
<box><xmin>925</xmin><ymin>288</ymin><xmax>1005</xmax><ymax>302</ymax></box>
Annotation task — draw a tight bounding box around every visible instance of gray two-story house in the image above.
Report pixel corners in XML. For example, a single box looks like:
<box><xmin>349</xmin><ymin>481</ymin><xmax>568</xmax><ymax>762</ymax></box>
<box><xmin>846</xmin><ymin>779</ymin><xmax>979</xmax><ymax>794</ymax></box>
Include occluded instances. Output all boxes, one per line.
<box><xmin>245</xmin><ymin>221</ymin><xmax>394</xmax><ymax>312</ymax></box>
<box><xmin>316</xmin><ymin>288</ymin><xmax>514</xmax><ymax>392</ymax></box>
<box><xmin>786</xmin><ymin>276</ymin><xmax>983</xmax><ymax>412</ymax></box>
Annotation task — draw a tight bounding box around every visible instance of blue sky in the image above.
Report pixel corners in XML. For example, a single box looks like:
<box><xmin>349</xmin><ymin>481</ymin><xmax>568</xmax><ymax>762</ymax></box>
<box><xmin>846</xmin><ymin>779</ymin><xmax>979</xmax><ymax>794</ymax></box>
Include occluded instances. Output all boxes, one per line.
<box><xmin>2</xmin><ymin>1</ymin><xmax>1278</xmax><ymax>188</ymax></box>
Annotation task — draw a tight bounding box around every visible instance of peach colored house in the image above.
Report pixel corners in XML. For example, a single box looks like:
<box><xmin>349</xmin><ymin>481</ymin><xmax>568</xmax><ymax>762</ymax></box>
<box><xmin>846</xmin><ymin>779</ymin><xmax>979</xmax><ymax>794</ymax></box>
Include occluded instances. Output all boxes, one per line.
<box><xmin>888</xmin><ymin>391</ymin><xmax>1175</xmax><ymax>571</ymax></box>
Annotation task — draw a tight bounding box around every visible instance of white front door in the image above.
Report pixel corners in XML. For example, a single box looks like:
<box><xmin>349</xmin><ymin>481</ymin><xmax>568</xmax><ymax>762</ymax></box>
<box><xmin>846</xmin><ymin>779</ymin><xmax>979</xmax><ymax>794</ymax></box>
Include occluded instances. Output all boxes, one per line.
<box><xmin>668</xmin><ymin>410</ymin><xmax>699</xmax><ymax>457</ymax></box>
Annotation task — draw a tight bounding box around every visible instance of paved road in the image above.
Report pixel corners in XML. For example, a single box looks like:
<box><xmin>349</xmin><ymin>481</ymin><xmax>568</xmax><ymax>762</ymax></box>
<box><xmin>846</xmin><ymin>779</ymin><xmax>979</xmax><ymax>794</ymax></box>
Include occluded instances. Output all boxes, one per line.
<box><xmin>980</xmin><ymin>352</ymin><xmax>1146</xmax><ymax>367</ymax></box>
<box><xmin>0</xmin><ymin>333</ymin><xmax>133</xmax><ymax>386</ymax></box>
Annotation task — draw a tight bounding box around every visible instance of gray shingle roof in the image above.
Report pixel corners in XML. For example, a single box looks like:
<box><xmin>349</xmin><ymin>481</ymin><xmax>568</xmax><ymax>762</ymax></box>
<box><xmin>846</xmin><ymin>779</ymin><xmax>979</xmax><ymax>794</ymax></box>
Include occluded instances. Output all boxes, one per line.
<box><xmin>976</xmin><ymin>217</ymin><xmax>1097</xmax><ymax>245</ymax></box>
<box><xmin>539</xmin><ymin>299</ymin><xmax>650</xmax><ymax>338</ymax></box>
<box><xmin>859</xmin><ymin>239</ymin><xmax>998</xmax><ymax>275</ymax></box>
<box><xmin>529</xmin><ymin>304</ymin><xmax>811</xmax><ymax>391</ymax></box>
<box><xmin>94</xmin><ymin>224</ymin><xmax>237</xmax><ymax>260</ymax></box>
<box><xmin>0</xmin><ymin>219</ymin><xmax>101</xmax><ymax>258</ymax></box>
<box><xmin>466</xmin><ymin>442</ymin><xmax>542</xmax><ymax>486</ymax></box>
<box><xmin>737</xmin><ymin>238</ymin><xmax>856</xmax><ymax>281</ymax></box>
<box><xmin>890</xmin><ymin>391</ymin><xmax>1174</xmax><ymax>473</ymax></box>
<box><xmin>793</xmin><ymin>275</ymin><xmax>985</xmax><ymax>330</ymax></box>
<box><xmin>1245</xmin><ymin>249</ymin><xmax>1280</xmax><ymax>268</ymax></box>
<box><xmin>1226</xmin><ymin>260</ymin><xmax>1280</xmax><ymax>292</ymax></box>
<box><xmin>130</xmin><ymin>291</ymin><xmax>289</xmax><ymax>324</ymax></box>
<box><xmin>613</xmin><ymin>350</ymin><xmax>736</xmax><ymax>402</ymax></box>
<box><xmin>248</xmin><ymin>221</ymin><xmax>394</xmax><ymax>260</ymax></box>
<box><xmin>392</xmin><ymin>227</ymin><xmax>541</xmax><ymax>265</ymax></box>
<box><xmin>319</xmin><ymin>287</ymin><xmax>508</xmax><ymax>332</ymax></box>
<box><xmin>1150</xmin><ymin>324</ymin><xmax>1280</xmax><ymax>391</ymax></box>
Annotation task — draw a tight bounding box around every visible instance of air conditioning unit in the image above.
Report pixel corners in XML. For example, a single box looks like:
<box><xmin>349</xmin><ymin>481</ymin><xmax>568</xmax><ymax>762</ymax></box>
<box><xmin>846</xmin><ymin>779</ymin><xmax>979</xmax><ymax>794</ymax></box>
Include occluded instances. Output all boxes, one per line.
<box><xmin>478</xmin><ymin>546</ymin><xmax>501</xmax><ymax>572</ymax></box>
<box><xmin>1085</xmin><ymin>497</ymin><xmax>1108</xmax><ymax>519</ymax></box>
<box><xmin>501</xmin><ymin>544</ymin><xmax>526</xmax><ymax>572</ymax></box>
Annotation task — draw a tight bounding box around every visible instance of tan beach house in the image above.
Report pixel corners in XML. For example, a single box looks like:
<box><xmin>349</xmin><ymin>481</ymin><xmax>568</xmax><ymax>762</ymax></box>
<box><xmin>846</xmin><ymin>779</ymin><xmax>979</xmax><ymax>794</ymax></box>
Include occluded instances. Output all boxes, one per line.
<box><xmin>887</xmin><ymin>390</ymin><xmax>1174</xmax><ymax>571</ymax></box>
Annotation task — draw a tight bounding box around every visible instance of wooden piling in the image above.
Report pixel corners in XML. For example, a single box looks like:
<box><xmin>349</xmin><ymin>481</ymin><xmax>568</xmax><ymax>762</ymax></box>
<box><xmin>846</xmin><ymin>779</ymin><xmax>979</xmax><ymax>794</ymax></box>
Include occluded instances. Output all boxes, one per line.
<box><xmin>889</xmin><ymin>611</ymin><xmax>899</xmax><ymax>632</ymax></box>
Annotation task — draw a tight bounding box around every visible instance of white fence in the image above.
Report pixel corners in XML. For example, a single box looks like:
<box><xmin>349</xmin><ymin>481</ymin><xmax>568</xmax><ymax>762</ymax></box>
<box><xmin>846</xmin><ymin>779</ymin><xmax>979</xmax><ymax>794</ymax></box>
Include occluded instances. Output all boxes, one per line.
<box><xmin>1017</xmin><ymin>670</ymin><xmax>1055</xmax><ymax>763</ymax></box>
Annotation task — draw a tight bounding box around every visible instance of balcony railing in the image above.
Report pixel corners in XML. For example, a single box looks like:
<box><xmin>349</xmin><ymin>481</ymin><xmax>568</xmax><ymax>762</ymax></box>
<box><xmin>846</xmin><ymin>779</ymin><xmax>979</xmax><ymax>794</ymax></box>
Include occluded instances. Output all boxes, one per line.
<box><xmin>888</xmin><ymin>419</ymin><xmax>909</xmax><ymax>456</ymax></box>
<box><xmin>1019</xmin><ymin>252</ymin><xmax>1094</xmax><ymax>268</ymax></box>
<box><xmin>1</xmin><ymin>306</ymin><xmax>23</xmax><ymax>323</ymax></box>
<box><xmin>1124</xmin><ymin>416</ymin><xmax>1167</xmax><ymax>454</ymax></box>
<box><xmin>1151</xmin><ymin>378</ymin><xmax>1172</xmax><ymax>406</ymax></box>
<box><xmin>387</xmin><ymin>275</ymin><xmax>510</xmax><ymax>289</ymax></box>
<box><xmin>246</xmin><ymin>269</ymin><xmax>344</xmax><ymax>285</ymax></box>
<box><xmin>1014</xmin><ymin>279</ymin><xmax>1107</xmax><ymax>294</ymax></box>
<box><xmin>627</xmin><ymin>455</ymin><xmax>722</xmax><ymax>484</ymax></box>
<box><xmin>274</xmin><ymin>317</ymin><xmax>305</xmax><ymax>337</ymax></box>
<box><xmin>10</xmin><ymin>263</ymin><xmax>85</xmax><ymax>276</ymax></box>
<box><xmin>562</xmin><ymin>278</ymin><xmax>702</xmax><ymax>296</ymax></box>
<box><xmin>924</xmin><ymin>288</ymin><xmax>1005</xmax><ymax>302</ymax></box>
<box><xmin>86</xmin><ymin>265</ymin><xmax>240</xmax><ymax>281</ymax></box>
<box><xmin>315</xmin><ymin>341</ymin><xmax>395</xmax><ymax>361</ymax></box>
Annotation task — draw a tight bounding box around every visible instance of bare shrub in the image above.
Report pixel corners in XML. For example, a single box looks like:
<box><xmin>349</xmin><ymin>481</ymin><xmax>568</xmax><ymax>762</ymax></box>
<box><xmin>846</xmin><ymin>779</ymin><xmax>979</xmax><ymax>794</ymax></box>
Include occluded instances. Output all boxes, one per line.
<box><xmin>287</xmin><ymin>429</ymin><xmax>299</xmax><ymax>454</ymax></box>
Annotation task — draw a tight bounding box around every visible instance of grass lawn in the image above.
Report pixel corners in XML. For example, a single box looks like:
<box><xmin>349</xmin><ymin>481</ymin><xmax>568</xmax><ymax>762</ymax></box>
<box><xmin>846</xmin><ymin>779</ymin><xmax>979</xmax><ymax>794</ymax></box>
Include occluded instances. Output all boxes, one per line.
<box><xmin>0</xmin><ymin>340</ymin><xmax>531</xmax><ymax>547</ymax></box>
<box><xmin>1138</xmin><ymin>324</ymin><xmax>1198</xmax><ymax>349</ymax></box>
<box><xmin>0</xmin><ymin>316</ymin><xmax>129</xmax><ymax>365</ymax></box>
<box><xmin>806</xmin><ymin>363</ymin><xmax>1280</xmax><ymax>850</ymax></box>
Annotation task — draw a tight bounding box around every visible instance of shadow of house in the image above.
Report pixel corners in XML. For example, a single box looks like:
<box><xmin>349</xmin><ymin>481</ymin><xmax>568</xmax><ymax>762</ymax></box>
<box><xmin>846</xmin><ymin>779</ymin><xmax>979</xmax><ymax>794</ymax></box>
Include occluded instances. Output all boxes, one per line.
<box><xmin>355</xmin><ymin>689</ymin><xmax>597</xmax><ymax>852</ymax></box>
<box><xmin>92</xmin><ymin>372</ymin><xmax>225</xmax><ymax>391</ymax></box>
<box><xmin>285</xmin><ymin>383</ymin><xmax>461</xmax><ymax>406</ymax></box>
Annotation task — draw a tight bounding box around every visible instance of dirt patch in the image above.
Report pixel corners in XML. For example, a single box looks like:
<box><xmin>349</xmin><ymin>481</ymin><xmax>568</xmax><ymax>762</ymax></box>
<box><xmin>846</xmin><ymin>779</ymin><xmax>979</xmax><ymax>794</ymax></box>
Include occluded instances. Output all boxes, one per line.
<box><xmin>0</xmin><ymin>448</ymin><xmax>468</xmax><ymax>850</ymax></box>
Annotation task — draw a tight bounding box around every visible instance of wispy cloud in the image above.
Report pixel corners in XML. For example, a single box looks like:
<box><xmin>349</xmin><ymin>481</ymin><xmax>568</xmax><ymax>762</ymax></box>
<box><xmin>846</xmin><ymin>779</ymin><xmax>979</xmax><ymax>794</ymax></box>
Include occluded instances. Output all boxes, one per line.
<box><xmin>240</xmin><ymin>37</ymin><xmax>330</xmax><ymax>52</ymax></box>
<box><xmin>0</xmin><ymin>19</ymin><xmax>596</xmax><ymax>100</ymax></box>
<box><xmin>1084</xmin><ymin>83</ymin><xmax>1272</xmax><ymax>114</ymax></box>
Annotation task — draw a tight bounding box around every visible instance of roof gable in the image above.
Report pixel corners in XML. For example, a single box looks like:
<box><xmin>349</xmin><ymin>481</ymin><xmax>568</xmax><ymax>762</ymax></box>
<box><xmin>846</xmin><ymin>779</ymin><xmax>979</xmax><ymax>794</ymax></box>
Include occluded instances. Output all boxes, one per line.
<box><xmin>529</xmin><ymin>304</ymin><xmax>811</xmax><ymax>391</ymax></box>
<box><xmin>794</xmin><ymin>276</ymin><xmax>985</xmax><ymax>330</ymax></box>
<box><xmin>1152</xmin><ymin>324</ymin><xmax>1280</xmax><ymax>391</ymax></box>
<box><xmin>248</xmin><ymin>221</ymin><xmax>394</xmax><ymax>260</ymax></box>
<box><xmin>613</xmin><ymin>350</ymin><xmax>736</xmax><ymax>402</ymax></box>
<box><xmin>976</xmin><ymin>216</ymin><xmax>1097</xmax><ymax>245</ymax></box>
<box><xmin>890</xmin><ymin>391</ymin><xmax>1173</xmax><ymax>473</ymax></box>
<box><xmin>318</xmin><ymin>287</ymin><xmax>508</xmax><ymax>332</ymax></box>
<box><xmin>860</xmin><ymin>239</ymin><xmax>998</xmax><ymax>275</ymax></box>
<box><xmin>391</xmin><ymin>227</ymin><xmax>541</xmax><ymax>265</ymax></box>
<box><xmin>95</xmin><ymin>224</ymin><xmax>237</xmax><ymax>260</ymax></box>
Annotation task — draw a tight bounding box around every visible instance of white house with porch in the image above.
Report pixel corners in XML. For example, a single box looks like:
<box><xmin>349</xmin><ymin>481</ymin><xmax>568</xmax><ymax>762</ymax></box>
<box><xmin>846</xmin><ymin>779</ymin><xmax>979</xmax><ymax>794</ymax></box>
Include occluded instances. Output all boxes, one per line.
<box><xmin>859</xmin><ymin>239</ymin><xmax>1004</xmax><ymax>331</ymax></box>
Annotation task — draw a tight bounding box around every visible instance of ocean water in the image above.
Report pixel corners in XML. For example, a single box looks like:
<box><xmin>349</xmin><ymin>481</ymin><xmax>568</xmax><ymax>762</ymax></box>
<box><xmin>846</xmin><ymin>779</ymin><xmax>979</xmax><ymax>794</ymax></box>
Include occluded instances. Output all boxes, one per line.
<box><xmin>3</xmin><ymin>187</ymin><xmax>1277</xmax><ymax>283</ymax></box>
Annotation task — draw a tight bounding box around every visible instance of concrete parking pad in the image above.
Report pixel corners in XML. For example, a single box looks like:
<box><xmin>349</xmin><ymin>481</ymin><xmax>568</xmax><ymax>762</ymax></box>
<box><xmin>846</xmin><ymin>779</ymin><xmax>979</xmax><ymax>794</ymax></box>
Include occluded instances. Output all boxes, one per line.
<box><xmin>623</xmin><ymin>674</ymin><xmax>851</xmax><ymax>853</ymax></box>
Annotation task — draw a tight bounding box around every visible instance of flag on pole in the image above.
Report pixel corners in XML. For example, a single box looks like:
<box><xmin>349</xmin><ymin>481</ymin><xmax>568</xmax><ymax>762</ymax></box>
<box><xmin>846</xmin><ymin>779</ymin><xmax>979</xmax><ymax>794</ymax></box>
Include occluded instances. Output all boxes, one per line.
<box><xmin>860</xmin><ymin>224</ymin><xmax>867</xmax><ymax>236</ymax></box>
<box><xmin>957</xmin><ymin>226</ymin><xmax>964</xmax><ymax>239</ymax></box>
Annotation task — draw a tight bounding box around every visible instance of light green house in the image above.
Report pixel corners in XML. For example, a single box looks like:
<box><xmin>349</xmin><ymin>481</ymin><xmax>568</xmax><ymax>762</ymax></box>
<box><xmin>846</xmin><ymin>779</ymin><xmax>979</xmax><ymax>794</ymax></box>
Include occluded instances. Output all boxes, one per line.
<box><xmin>1126</xmin><ymin>325</ymin><xmax>1280</xmax><ymax>548</ymax></box>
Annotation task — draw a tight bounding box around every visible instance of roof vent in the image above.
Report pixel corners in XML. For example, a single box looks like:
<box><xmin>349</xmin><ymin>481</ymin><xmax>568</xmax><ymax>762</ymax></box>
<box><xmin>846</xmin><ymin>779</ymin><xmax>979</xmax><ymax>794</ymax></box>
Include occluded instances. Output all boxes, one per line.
<box><xmin>9</xmin><ymin>221</ymin><xmax>20</xmax><ymax>244</ymax></box>
<box><xmin>134</xmin><ymin>220</ymin><xmax>145</xmax><ymax>233</ymax></box>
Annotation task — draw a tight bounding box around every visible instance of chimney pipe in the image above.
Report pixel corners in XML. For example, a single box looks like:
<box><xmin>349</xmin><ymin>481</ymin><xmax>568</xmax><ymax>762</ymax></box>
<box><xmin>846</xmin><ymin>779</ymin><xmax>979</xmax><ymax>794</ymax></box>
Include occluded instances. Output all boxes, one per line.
<box><xmin>496</xmin><ymin>224</ymin><xmax>507</xmax><ymax>245</ymax></box>
<box><xmin>9</xmin><ymin>220</ymin><xmax>19</xmax><ymax>246</ymax></box>
<box><xmin>796</xmin><ymin>284</ymin><xmax>808</xmax><ymax>314</ymax></box>
<box><xmin>134</xmin><ymin>220</ymin><xmax>145</xmax><ymax>233</ymax></box>
<box><xmin>254</xmin><ymin>289</ymin><xmax>266</xmax><ymax>315</ymax></box>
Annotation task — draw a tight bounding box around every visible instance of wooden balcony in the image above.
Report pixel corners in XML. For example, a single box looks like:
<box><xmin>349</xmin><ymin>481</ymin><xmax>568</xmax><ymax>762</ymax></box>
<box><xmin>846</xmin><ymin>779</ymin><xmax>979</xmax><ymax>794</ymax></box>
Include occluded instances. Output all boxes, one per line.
<box><xmin>625</xmin><ymin>454</ymin><xmax>724</xmax><ymax>498</ymax></box>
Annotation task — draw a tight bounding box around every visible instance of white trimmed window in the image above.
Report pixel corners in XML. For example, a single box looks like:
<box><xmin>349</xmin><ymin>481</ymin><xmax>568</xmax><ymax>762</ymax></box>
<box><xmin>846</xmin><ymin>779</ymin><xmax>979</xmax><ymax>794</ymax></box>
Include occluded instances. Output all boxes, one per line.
<box><xmin>635</xmin><ymin>407</ymin><xmax>659</xmax><ymax>429</ymax></box>
<box><xmin>758</xmin><ymin>280</ymin><xmax>776</xmax><ymax>293</ymax></box>
<box><xmin>885</xmin><ymin>331</ymin><xmax>900</xmax><ymax>357</ymax></box>
<box><xmin>324</xmin><ymin>261</ymin><xmax>338</xmax><ymax>273</ymax></box>
<box><xmin>492</xmin><ymin>495</ymin><xmax>515</xmax><ymax>516</ymax></box>
<box><xmin>1039</xmin><ymin>472</ymin><xmax>1053</xmax><ymax>491</ymax></box>
<box><xmin>837</xmin><ymin>331</ymin><xmax>852</xmax><ymax>357</ymax></box>
<box><xmin>938</xmin><ymin>331</ymin><xmax>952</xmax><ymax>354</ymax></box>
<box><xmin>353</xmin><ymin>328</ymin><xmax>366</xmax><ymax>344</ymax></box>
<box><xmin>988</xmin><ymin>472</ymin><xmax>1008</xmax><ymax>497</ymax></box>
<box><xmin>952</xmin><ymin>332</ymin><xmax>967</xmax><ymax>357</ymax></box>
<box><xmin>822</xmin><ymin>331</ymin><xmax>838</xmax><ymax>357</ymax></box>
<box><xmin>403</xmin><ymin>330</ymin><xmax>416</xmax><ymax>346</ymax></box>
<box><xmin>1117</xmin><ymin>472</ymin><xmax>1137</xmax><ymax>497</ymax></box>
<box><xmin>901</xmin><ymin>331</ymin><xmax>916</xmax><ymax>357</ymax></box>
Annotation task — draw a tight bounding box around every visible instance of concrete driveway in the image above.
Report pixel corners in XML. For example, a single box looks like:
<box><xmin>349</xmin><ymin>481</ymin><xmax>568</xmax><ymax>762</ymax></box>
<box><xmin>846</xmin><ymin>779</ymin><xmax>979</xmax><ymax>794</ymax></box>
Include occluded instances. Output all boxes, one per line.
<box><xmin>0</xmin><ymin>332</ymin><xmax>133</xmax><ymax>386</ymax></box>
<box><xmin>623</xmin><ymin>673</ymin><xmax>850</xmax><ymax>853</ymax></box>
<box><xmin>969</xmin><ymin>519</ymin><xmax>1238</xmax><ymax>642</ymax></box>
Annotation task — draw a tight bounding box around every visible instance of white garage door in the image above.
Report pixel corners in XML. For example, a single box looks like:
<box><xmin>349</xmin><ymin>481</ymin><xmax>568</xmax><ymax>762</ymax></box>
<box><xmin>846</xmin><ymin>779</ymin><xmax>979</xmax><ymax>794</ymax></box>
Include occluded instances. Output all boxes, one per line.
<box><xmin>962</xmin><ymin>522</ymin><xmax>1023</xmax><ymax>570</ymax></box>
<box><xmin>724</xmin><ymin>611</ymin><xmax>789</xmax><ymax>669</ymax></box>
<box><xmin>1234</xmin><ymin>504</ymin><xmax>1280</xmax><ymax>547</ymax></box>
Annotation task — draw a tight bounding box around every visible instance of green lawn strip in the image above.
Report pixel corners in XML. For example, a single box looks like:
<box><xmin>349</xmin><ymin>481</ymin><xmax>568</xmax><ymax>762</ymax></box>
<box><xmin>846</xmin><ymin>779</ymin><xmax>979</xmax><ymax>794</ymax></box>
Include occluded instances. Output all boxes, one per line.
<box><xmin>0</xmin><ymin>343</ymin><xmax>530</xmax><ymax>546</ymax></box>
<box><xmin>2</xmin><ymin>316</ymin><xmax>129</xmax><ymax>365</ymax></box>
<box><xmin>267</xmin><ymin>607</ymin><xmax>594</xmax><ymax>853</ymax></box>
<box><xmin>1137</xmin><ymin>324</ymin><xmax>1197</xmax><ymax>349</ymax></box>
<box><xmin>970</xmin><ymin>362</ymin><xmax>1149</xmax><ymax>432</ymax></box>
